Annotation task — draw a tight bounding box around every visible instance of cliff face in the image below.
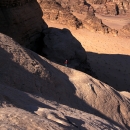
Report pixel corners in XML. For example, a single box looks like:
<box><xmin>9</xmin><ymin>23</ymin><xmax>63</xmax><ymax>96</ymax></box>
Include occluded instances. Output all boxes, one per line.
<box><xmin>86</xmin><ymin>0</ymin><xmax>130</xmax><ymax>15</ymax></box>
<box><xmin>0</xmin><ymin>0</ymin><xmax>48</xmax><ymax>46</ymax></box>
<box><xmin>37</xmin><ymin>0</ymin><xmax>82</xmax><ymax>29</ymax></box>
<box><xmin>55</xmin><ymin>0</ymin><xmax>94</xmax><ymax>15</ymax></box>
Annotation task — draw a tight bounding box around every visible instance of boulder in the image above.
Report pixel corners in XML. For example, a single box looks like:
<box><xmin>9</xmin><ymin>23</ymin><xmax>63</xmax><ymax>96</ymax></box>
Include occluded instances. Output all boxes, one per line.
<box><xmin>42</xmin><ymin>27</ymin><xmax>94</xmax><ymax>75</ymax></box>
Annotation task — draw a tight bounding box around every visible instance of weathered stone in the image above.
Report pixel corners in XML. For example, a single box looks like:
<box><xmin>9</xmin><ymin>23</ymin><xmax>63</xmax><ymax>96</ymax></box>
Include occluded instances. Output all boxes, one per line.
<box><xmin>0</xmin><ymin>0</ymin><xmax>48</xmax><ymax>46</ymax></box>
<box><xmin>55</xmin><ymin>0</ymin><xmax>94</xmax><ymax>14</ymax></box>
<box><xmin>96</xmin><ymin>2</ymin><xmax>118</xmax><ymax>16</ymax></box>
<box><xmin>42</xmin><ymin>27</ymin><xmax>94</xmax><ymax>75</ymax></box>
<box><xmin>37</xmin><ymin>0</ymin><xmax>82</xmax><ymax>29</ymax></box>
<box><xmin>120</xmin><ymin>23</ymin><xmax>130</xmax><ymax>37</ymax></box>
<box><xmin>87</xmin><ymin>0</ymin><xmax>130</xmax><ymax>15</ymax></box>
<box><xmin>0</xmin><ymin>34</ymin><xmax>129</xmax><ymax>129</ymax></box>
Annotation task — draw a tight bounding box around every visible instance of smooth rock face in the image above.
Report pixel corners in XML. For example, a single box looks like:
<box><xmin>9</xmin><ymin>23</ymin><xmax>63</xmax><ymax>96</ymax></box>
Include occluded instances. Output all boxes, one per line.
<box><xmin>0</xmin><ymin>33</ymin><xmax>130</xmax><ymax>129</ymax></box>
<box><xmin>0</xmin><ymin>0</ymin><xmax>48</xmax><ymax>45</ymax></box>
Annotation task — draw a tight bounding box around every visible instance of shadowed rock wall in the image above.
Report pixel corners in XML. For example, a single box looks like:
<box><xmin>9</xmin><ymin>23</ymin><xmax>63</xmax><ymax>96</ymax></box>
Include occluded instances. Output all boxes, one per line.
<box><xmin>0</xmin><ymin>0</ymin><xmax>48</xmax><ymax>46</ymax></box>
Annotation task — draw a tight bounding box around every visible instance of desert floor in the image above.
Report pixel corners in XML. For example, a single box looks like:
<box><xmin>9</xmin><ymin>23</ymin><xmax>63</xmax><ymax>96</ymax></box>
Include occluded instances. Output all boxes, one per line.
<box><xmin>45</xmin><ymin>13</ymin><xmax>130</xmax><ymax>93</ymax></box>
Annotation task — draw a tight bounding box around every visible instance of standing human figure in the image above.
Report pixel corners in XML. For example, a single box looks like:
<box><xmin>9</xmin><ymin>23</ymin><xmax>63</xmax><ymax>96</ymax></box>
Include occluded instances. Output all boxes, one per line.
<box><xmin>64</xmin><ymin>60</ymin><xmax>68</xmax><ymax>67</ymax></box>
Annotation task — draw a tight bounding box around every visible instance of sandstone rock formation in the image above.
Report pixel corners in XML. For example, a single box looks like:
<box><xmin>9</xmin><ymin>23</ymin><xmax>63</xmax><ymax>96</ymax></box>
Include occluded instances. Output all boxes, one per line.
<box><xmin>37</xmin><ymin>0</ymin><xmax>82</xmax><ymax>29</ymax></box>
<box><xmin>120</xmin><ymin>23</ymin><xmax>130</xmax><ymax>37</ymax></box>
<box><xmin>82</xmin><ymin>13</ymin><xmax>118</xmax><ymax>35</ymax></box>
<box><xmin>42</xmin><ymin>27</ymin><xmax>94</xmax><ymax>75</ymax></box>
<box><xmin>0</xmin><ymin>33</ymin><xmax>130</xmax><ymax>129</ymax></box>
<box><xmin>88</xmin><ymin>0</ymin><xmax>130</xmax><ymax>15</ymax></box>
<box><xmin>0</xmin><ymin>0</ymin><xmax>48</xmax><ymax>45</ymax></box>
<box><xmin>0</xmin><ymin>1</ymin><xmax>129</xmax><ymax>129</ymax></box>
<box><xmin>55</xmin><ymin>0</ymin><xmax>94</xmax><ymax>15</ymax></box>
<box><xmin>96</xmin><ymin>2</ymin><xmax>118</xmax><ymax>15</ymax></box>
<box><xmin>37</xmin><ymin>0</ymin><xmax>118</xmax><ymax>35</ymax></box>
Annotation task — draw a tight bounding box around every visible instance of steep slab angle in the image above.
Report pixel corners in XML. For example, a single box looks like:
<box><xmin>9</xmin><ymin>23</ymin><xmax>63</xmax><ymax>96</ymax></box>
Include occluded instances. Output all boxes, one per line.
<box><xmin>0</xmin><ymin>33</ymin><xmax>130</xmax><ymax>129</ymax></box>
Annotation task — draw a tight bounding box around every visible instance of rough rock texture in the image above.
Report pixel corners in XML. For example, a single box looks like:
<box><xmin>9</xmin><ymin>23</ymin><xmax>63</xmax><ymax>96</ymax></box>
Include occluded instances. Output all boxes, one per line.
<box><xmin>82</xmin><ymin>14</ymin><xmax>118</xmax><ymax>35</ymax></box>
<box><xmin>89</xmin><ymin>0</ymin><xmax>130</xmax><ymax>15</ymax></box>
<box><xmin>37</xmin><ymin>0</ymin><xmax>82</xmax><ymax>29</ymax></box>
<box><xmin>55</xmin><ymin>0</ymin><xmax>94</xmax><ymax>15</ymax></box>
<box><xmin>120</xmin><ymin>23</ymin><xmax>130</xmax><ymax>36</ymax></box>
<box><xmin>37</xmin><ymin>0</ymin><xmax>118</xmax><ymax>34</ymax></box>
<box><xmin>86</xmin><ymin>0</ymin><xmax>107</xmax><ymax>4</ymax></box>
<box><xmin>0</xmin><ymin>33</ymin><xmax>130</xmax><ymax>129</ymax></box>
<box><xmin>96</xmin><ymin>2</ymin><xmax>118</xmax><ymax>15</ymax></box>
<box><xmin>0</xmin><ymin>0</ymin><xmax>48</xmax><ymax>46</ymax></box>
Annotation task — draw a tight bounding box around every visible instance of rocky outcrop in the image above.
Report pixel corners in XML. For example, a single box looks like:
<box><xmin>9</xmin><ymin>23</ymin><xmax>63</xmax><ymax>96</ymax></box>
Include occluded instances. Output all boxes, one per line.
<box><xmin>86</xmin><ymin>0</ymin><xmax>107</xmax><ymax>4</ymax></box>
<box><xmin>37</xmin><ymin>0</ymin><xmax>118</xmax><ymax>34</ymax></box>
<box><xmin>0</xmin><ymin>33</ymin><xmax>130</xmax><ymax>129</ymax></box>
<box><xmin>96</xmin><ymin>2</ymin><xmax>118</xmax><ymax>15</ymax></box>
<box><xmin>37</xmin><ymin>0</ymin><xmax>82</xmax><ymax>29</ymax></box>
<box><xmin>42</xmin><ymin>27</ymin><xmax>94</xmax><ymax>75</ymax></box>
<box><xmin>0</xmin><ymin>0</ymin><xmax>48</xmax><ymax>46</ymax></box>
<box><xmin>55</xmin><ymin>0</ymin><xmax>94</xmax><ymax>15</ymax></box>
<box><xmin>87</xmin><ymin>0</ymin><xmax>130</xmax><ymax>15</ymax></box>
<box><xmin>120</xmin><ymin>23</ymin><xmax>130</xmax><ymax>36</ymax></box>
<box><xmin>82</xmin><ymin>14</ymin><xmax>118</xmax><ymax>35</ymax></box>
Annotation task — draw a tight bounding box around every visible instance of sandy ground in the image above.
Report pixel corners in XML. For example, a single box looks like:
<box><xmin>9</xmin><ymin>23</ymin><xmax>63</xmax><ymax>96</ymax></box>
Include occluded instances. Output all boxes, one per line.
<box><xmin>45</xmin><ymin>18</ymin><xmax>130</xmax><ymax>92</ymax></box>
<box><xmin>73</xmin><ymin>11</ymin><xmax>130</xmax><ymax>30</ymax></box>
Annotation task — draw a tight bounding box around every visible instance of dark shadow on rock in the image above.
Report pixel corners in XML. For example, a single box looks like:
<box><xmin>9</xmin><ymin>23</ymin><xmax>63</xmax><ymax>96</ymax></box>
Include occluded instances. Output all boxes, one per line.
<box><xmin>87</xmin><ymin>51</ymin><xmax>130</xmax><ymax>92</ymax></box>
<box><xmin>39</xmin><ymin>27</ymin><xmax>96</xmax><ymax>78</ymax></box>
<box><xmin>0</xmin><ymin>0</ymin><xmax>48</xmax><ymax>46</ymax></box>
<box><xmin>0</xmin><ymin>46</ymin><xmax>126</xmax><ymax>129</ymax></box>
<box><xmin>0</xmin><ymin>0</ymin><xmax>95</xmax><ymax>78</ymax></box>
<box><xmin>65</xmin><ymin>116</ymin><xmax>86</xmax><ymax>130</ymax></box>
<box><xmin>0</xmin><ymin>48</ymin><xmax>55</xmax><ymax>112</ymax></box>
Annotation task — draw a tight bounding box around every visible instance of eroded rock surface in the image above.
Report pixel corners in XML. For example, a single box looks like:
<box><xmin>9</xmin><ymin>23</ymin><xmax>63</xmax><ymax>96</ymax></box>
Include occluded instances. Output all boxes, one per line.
<box><xmin>0</xmin><ymin>0</ymin><xmax>47</xmax><ymax>45</ymax></box>
<box><xmin>89</xmin><ymin>0</ymin><xmax>130</xmax><ymax>15</ymax></box>
<box><xmin>55</xmin><ymin>0</ymin><xmax>94</xmax><ymax>15</ymax></box>
<box><xmin>120</xmin><ymin>22</ymin><xmax>130</xmax><ymax>37</ymax></box>
<box><xmin>0</xmin><ymin>33</ymin><xmax>130</xmax><ymax>129</ymax></box>
<box><xmin>96</xmin><ymin>2</ymin><xmax>118</xmax><ymax>15</ymax></box>
<box><xmin>42</xmin><ymin>27</ymin><xmax>94</xmax><ymax>75</ymax></box>
<box><xmin>37</xmin><ymin>0</ymin><xmax>82</xmax><ymax>29</ymax></box>
<box><xmin>37</xmin><ymin>0</ymin><xmax>118</xmax><ymax>34</ymax></box>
